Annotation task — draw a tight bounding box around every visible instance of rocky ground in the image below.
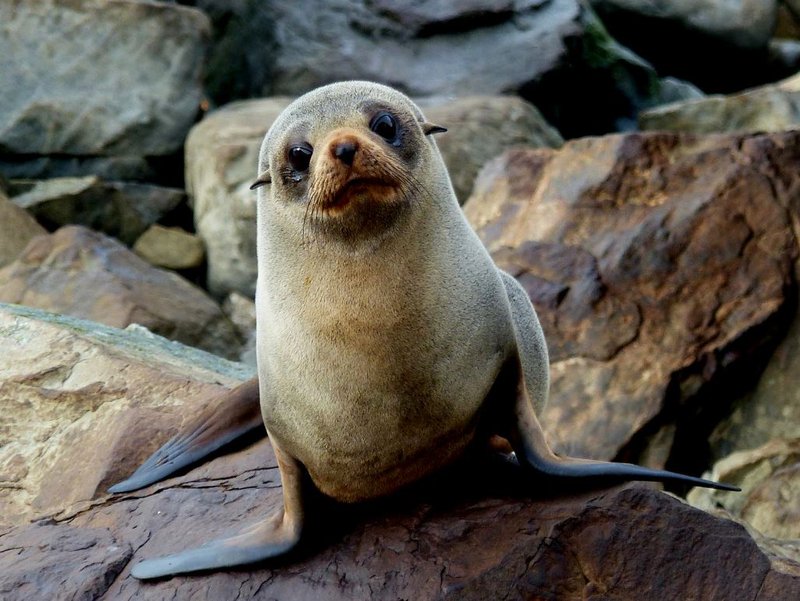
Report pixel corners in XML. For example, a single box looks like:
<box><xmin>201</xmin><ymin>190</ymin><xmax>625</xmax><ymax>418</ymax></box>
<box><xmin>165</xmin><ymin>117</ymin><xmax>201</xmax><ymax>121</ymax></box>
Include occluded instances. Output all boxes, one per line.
<box><xmin>1</xmin><ymin>1</ymin><xmax>799</xmax><ymax>599</ymax></box>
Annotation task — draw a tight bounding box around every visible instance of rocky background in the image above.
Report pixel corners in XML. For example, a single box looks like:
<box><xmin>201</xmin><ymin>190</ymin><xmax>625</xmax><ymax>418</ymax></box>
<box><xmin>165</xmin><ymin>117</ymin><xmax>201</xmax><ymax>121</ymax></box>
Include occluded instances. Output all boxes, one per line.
<box><xmin>1</xmin><ymin>0</ymin><xmax>800</xmax><ymax>599</ymax></box>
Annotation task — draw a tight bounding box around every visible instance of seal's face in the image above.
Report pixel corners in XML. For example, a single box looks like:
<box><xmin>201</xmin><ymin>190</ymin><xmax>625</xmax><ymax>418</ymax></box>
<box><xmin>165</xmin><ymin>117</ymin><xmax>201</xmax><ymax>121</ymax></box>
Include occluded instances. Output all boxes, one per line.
<box><xmin>254</xmin><ymin>82</ymin><xmax>446</xmax><ymax>246</ymax></box>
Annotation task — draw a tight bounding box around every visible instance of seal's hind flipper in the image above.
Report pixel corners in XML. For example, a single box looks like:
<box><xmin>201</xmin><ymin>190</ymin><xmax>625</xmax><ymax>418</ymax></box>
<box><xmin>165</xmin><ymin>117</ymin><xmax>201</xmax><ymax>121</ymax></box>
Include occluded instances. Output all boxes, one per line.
<box><xmin>507</xmin><ymin>360</ymin><xmax>739</xmax><ymax>492</ymax></box>
<box><xmin>131</xmin><ymin>440</ymin><xmax>305</xmax><ymax>579</ymax></box>
<box><xmin>109</xmin><ymin>378</ymin><xmax>263</xmax><ymax>493</ymax></box>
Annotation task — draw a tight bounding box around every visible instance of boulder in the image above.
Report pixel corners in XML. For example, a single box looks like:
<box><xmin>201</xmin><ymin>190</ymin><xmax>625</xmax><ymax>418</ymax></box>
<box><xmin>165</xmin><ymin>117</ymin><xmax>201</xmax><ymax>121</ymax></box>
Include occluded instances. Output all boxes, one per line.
<box><xmin>1</xmin><ymin>446</ymin><xmax>798</xmax><ymax>599</ymax></box>
<box><xmin>689</xmin><ymin>438</ymin><xmax>800</xmax><ymax>560</ymax></box>
<box><xmin>133</xmin><ymin>225</ymin><xmax>205</xmax><ymax>270</ymax></box>
<box><xmin>640</xmin><ymin>72</ymin><xmax>800</xmax><ymax>135</ymax></box>
<box><xmin>0</xmin><ymin>303</ymin><xmax>253</xmax><ymax>525</ymax></box>
<box><xmin>590</xmin><ymin>0</ymin><xmax>778</xmax><ymax>49</ymax></box>
<box><xmin>10</xmin><ymin>176</ymin><xmax>185</xmax><ymax>245</ymax></box>
<box><xmin>0</xmin><ymin>226</ymin><xmax>241</xmax><ymax>359</ymax></box>
<box><xmin>463</xmin><ymin>131</ymin><xmax>799</xmax><ymax>468</ymax></box>
<box><xmin>4</xmin><ymin>299</ymin><xmax>795</xmax><ymax>599</ymax></box>
<box><xmin>591</xmin><ymin>0</ymin><xmax>785</xmax><ymax>94</ymax></box>
<box><xmin>184</xmin><ymin>0</ymin><xmax>668</xmax><ymax>137</ymax></box>
<box><xmin>711</xmin><ymin>301</ymin><xmax>800</xmax><ymax>459</ymax></box>
<box><xmin>186</xmin><ymin>98</ymin><xmax>291</xmax><ymax>297</ymax></box>
<box><xmin>0</xmin><ymin>190</ymin><xmax>45</xmax><ymax>268</ymax></box>
<box><xmin>0</xmin><ymin>0</ymin><xmax>209</xmax><ymax>172</ymax></box>
<box><xmin>418</xmin><ymin>96</ymin><xmax>563</xmax><ymax>203</ymax></box>
<box><xmin>187</xmin><ymin>95</ymin><xmax>560</xmax><ymax>297</ymax></box>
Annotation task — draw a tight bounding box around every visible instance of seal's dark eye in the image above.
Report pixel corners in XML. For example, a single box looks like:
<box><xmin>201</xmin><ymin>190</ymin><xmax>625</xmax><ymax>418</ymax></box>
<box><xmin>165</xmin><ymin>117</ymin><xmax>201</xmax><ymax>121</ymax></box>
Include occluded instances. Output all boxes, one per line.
<box><xmin>288</xmin><ymin>144</ymin><xmax>312</xmax><ymax>172</ymax></box>
<box><xmin>370</xmin><ymin>113</ymin><xmax>398</xmax><ymax>143</ymax></box>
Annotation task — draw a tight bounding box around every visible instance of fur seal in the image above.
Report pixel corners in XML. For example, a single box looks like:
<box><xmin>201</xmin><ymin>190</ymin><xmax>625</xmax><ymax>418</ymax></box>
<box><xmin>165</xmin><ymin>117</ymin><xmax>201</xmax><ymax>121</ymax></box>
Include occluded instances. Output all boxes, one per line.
<box><xmin>111</xmin><ymin>81</ymin><xmax>737</xmax><ymax>580</ymax></box>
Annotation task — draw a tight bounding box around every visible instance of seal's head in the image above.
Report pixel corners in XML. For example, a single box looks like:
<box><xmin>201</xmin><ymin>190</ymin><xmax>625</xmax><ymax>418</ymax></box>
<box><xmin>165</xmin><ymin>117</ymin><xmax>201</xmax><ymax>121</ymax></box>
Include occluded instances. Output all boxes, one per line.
<box><xmin>252</xmin><ymin>82</ymin><xmax>447</xmax><ymax>246</ymax></box>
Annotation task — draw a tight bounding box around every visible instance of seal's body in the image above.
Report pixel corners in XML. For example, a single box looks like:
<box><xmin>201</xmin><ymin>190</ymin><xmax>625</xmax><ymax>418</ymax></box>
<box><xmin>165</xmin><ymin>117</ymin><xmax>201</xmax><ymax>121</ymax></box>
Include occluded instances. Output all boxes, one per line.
<box><xmin>112</xmin><ymin>82</ymin><xmax>736</xmax><ymax>580</ymax></box>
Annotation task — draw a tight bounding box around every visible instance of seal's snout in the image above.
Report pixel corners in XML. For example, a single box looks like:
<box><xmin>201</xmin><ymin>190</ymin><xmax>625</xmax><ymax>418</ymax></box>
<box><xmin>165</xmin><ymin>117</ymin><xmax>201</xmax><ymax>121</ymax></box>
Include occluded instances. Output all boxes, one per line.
<box><xmin>333</xmin><ymin>139</ymin><xmax>358</xmax><ymax>166</ymax></box>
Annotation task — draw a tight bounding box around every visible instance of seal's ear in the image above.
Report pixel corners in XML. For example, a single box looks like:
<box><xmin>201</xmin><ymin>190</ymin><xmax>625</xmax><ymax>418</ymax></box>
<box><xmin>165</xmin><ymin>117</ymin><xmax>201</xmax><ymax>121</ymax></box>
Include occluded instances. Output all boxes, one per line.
<box><xmin>422</xmin><ymin>122</ymin><xmax>447</xmax><ymax>136</ymax></box>
<box><xmin>250</xmin><ymin>172</ymin><xmax>271</xmax><ymax>190</ymax></box>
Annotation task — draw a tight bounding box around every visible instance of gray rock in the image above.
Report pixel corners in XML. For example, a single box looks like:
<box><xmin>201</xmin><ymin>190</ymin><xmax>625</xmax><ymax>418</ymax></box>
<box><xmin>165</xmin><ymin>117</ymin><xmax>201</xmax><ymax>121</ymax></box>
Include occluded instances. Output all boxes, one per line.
<box><xmin>10</xmin><ymin>176</ymin><xmax>185</xmax><ymax>245</ymax></box>
<box><xmin>186</xmin><ymin>98</ymin><xmax>292</xmax><ymax>297</ymax></box>
<box><xmin>419</xmin><ymin>95</ymin><xmax>563</xmax><ymax>203</ymax></box>
<box><xmin>689</xmin><ymin>438</ymin><xmax>800</xmax><ymax>559</ymax></box>
<box><xmin>590</xmin><ymin>0</ymin><xmax>778</xmax><ymax>49</ymax></box>
<box><xmin>133</xmin><ymin>224</ymin><xmax>205</xmax><ymax>270</ymax></box>
<box><xmin>0</xmin><ymin>225</ymin><xmax>241</xmax><ymax>359</ymax></box>
<box><xmin>639</xmin><ymin>72</ymin><xmax>800</xmax><ymax>134</ymax></box>
<box><xmin>189</xmin><ymin>0</ymin><xmax>583</xmax><ymax>99</ymax></box>
<box><xmin>0</xmin><ymin>190</ymin><xmax>45</xmax><ymax>268</ymax></box>
<box><xmin>711</xmin><ymin>301</ymin><xmax>800</xmax><ymax>459</ymax></box>
<box><xmin>0</xmin><ymin>0</ymin><xmax>209</xmax><ymax>157</ymax></box>
<box><xmin>0</xmin><ymin>154</ymin><xmax>159</xmax><ymax>182</ymax></box>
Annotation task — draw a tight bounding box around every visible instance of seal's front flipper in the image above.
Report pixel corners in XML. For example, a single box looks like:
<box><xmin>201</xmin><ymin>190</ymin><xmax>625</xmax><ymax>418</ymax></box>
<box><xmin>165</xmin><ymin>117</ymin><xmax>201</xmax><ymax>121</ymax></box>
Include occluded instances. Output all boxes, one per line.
<box><xmin>131</xmin><ymin>440</ymin><xmax>305</xmax><ymax>579</ymax></box>
<box><xmin>109</xmin><ymin>377</ymin><xmax>263</xmax><ymax>493</ymax></box>
<box><xmin>508</xmin><ymin>362</ymin><xmax>739</xmax><ymax>492</ymax></box>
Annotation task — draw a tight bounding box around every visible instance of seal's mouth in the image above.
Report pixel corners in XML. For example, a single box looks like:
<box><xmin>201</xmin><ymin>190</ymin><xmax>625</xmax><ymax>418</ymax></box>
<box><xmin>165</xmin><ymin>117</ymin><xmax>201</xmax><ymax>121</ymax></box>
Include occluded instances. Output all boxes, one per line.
<box><xmin>325</xmin><ymin>178</ymin><xmax>395</xmax><ymax>210</ymax></box>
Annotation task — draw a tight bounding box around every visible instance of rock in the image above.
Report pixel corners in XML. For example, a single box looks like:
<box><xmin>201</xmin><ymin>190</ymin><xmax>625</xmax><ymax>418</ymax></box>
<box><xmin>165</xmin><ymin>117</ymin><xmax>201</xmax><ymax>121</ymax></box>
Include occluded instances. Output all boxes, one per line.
<box><xmin>191</xmin><ymin>0</ymin><xmax>584</xmax><ymax>99</ymax></box>
<box><xmin>0</xmin><ymin>0</ymin><xmax>209</xmax><ymax>157</ymax></box>
<box><xmin>186</xmin><ymin>98</ymin><xmax>292</xmax><ymax>297</ymax></box>
<box><xmin>1</xmin><ymin>452</ymin><xmax>798</xmax><ymax>599</ymax></box>
<box><xmin>711</xmin><ymin>301</ymin><xmax>800</xmax><ymax>459</ymax></box>
<box><xmin>184</xmin><ymin>0</ymin><xmax>664</xmax><ymax>137</ymax></box>
<box><xmin>0</xmin><ymin>302</ymin><xmax>253</xmax><ymax>525</ymax></box>
<box><xmin>0</xmin><ymin>524</ymin><xmax>132</xmax><ymax>600</ymax></box>
<box><xmin>640</xmin><ymin>72</ymin><xmax>800</xmax><ymax>134</ymax></box>
<box><xmin>133</xmin><ymin>224</ymin><xmax>205</xmax><ymax>270</ymax></box>
<box><xmin>222</xmin><ymin>291</ymin><xmax>257</xmax><ymax>366</ymax></box>
<box><xmin>418</xmin><ymin>96</ymin><xmax>563</xmax><ymax>204</ymax></box>
<box><xmin>0</xmin><ymin>225</ymin><xmax>241</xmax><ymax>359</ymax></box>
<box><xmin>10</xmin><ymin>176</ymin><xmax>185</xmax><ymax>245</ymax></box>
<box><xmin>463</xmin><ymin>131</ymin><xmax>799</xmax><ymax>468</ymax></box>
<box><xmin>0</xmin><ymin>190</ymin><xmax>45</xmax><ymax>268</ymax></box>
<box><xmin>187</xmin><ymin>95</ymin><xmax>561</xmax><ymax>297</ymax></box>
<box><xmin>591</xmin><ymin>0</ymin><xmax>785</xmax><ymax>94</ymax></box>
<box><xmin>0</xmin><ymin>155</ymin><xmax>162</xmax><ymax>183</ymax></box>
<box><xmin>590</xmin><ymin>0</ymin><xmax>778</xmax><ymax>49</ymax></box>
<box><xmin>689</xmin><ymin>439</ymin><xmax>800</xmax><ymax>556</ymax></box>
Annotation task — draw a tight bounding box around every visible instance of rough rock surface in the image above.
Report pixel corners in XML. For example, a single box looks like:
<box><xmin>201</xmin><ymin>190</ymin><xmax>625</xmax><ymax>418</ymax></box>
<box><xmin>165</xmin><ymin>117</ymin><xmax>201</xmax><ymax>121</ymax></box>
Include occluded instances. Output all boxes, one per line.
<box><xmin>1</xmin><ymin>440</ymin><xmax>798</xmax><ymax>599</ymax></box>
<box><xmin>640</xmin><ymin>72</ymin><xmax>800</xmax><ymax>134</ymax></box>
<box><xmin>133</xmin><ymin>225</ymin><xmax>205</xmax><ymax>270</ymax></box>
<box><xmin>10</xmin><ymin>176</ymin><xmax>185</xmax><ymax>245</ymax></box>
<box><xmin>711</xmin><ymin>301</ymin><xmax>800</xmax><ymax>459</ymax></box>
<box><xmin>0</xmin><ymin>303</ymin><xmax>253</xmax><ymax>525</ymax></box>
<box><xmin>0</xmin><ymin>190</ymin><xmax>45</xmax><ymax>268</ymax></box>
<box><xmin>590</xmin><ymin>0</ymin><xmax>778</xmax><ymax>49</ymax></box>
<box><xmin>0</xmin><ymin>226</ymin><xmax>240</xmax><ymax>358</ymax></box>
<box><xmin>0</xmin><ymin>0</ymin><xmax>209</xmax><ymax>158</ymax></box>
<box><xmin>187</xmin><ymin>95</ymin><xmax>561</xmax><ymax>296</ymax></box>
<box><xmin>199</xmin><ymin>0</ymin><xmax>584</xmax><ymax>98</ymax></box>
<box><xmin>419</xmin><ymin>96</ymin><xmax>563</xmax><ymax>203</ymax></box>
<box><xmin>464</xmin><ymin>131</ymin><xmax>799</xmax><ymax>467</ymax></box>
<box><xmin>186</xmin><ymin>98</ymin><xmax>291</xmax><ymax>297</ymax></box>
<box><xmin>689</xmin><ymin>438</ymin><xmax>800</xmax><ymax>550</ymax></box>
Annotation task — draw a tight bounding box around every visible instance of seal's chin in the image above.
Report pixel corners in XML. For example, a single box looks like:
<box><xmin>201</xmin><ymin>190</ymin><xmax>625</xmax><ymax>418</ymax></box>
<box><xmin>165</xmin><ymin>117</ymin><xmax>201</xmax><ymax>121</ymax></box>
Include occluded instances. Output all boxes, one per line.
<box><xmin>325</xmin><ymin>178</ymin><xmax>398</xmax><ymax>212</ymax></box>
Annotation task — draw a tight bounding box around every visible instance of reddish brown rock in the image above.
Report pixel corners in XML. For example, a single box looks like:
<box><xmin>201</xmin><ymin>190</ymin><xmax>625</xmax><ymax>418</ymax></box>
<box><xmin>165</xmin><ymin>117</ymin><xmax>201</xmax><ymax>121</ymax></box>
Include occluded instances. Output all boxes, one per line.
<box><xmin>464</xmin><ymin>131</ymin><xmax>800</xmax><ymax>465</ymax></box>
<box><xmin>1</xmin><ymin>439</ymin><xmax>798</xmax><ymax>600</ymax></box>
<box><xmin>0</xmin><ymin>225</ymin><xmax>241</xmax><ymax>359</ymax></box>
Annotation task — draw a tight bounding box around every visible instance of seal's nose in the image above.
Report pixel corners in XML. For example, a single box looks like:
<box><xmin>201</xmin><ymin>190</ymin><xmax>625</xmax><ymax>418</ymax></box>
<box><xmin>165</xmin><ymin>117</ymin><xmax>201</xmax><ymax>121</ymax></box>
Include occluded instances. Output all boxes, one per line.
<box><xmin>333</xmin><ymin>140</ymin><xmax>357</xmax><ymax>166</ymax></box>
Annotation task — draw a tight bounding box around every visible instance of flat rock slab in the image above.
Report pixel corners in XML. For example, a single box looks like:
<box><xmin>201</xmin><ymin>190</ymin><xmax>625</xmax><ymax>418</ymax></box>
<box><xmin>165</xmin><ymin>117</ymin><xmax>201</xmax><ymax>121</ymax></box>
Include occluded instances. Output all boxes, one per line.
<box><xmin>1</xmin><ymin>440</ymin><xmax>797</xmax><ymax>600</ymax></box>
